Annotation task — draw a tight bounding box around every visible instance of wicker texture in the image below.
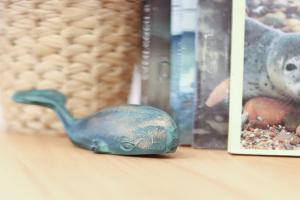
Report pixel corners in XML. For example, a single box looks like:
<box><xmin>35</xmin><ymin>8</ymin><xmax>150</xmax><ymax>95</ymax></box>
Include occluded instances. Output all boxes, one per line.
<box><xmin>0</xmin><ymin>0</ymin><xmax>140</xmax><ymax>134</ymax></box>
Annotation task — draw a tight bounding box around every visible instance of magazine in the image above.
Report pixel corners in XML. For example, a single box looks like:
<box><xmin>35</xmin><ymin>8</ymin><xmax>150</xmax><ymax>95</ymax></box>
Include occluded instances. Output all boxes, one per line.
<box><xmin>228</xmin><ymin>0</ymin><xmax>300</xmax><ymax>156</ymax></box>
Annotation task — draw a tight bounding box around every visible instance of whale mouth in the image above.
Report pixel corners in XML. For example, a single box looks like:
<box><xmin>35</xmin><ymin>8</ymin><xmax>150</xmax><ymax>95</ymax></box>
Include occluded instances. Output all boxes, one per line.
<box><xmin>166</xmin><ymin>127</ymin><xmax>179</xmax><ymax>153</ymax></box>
<box><xmin>168</xmin><ymin>137</ymin><xmax>179</xmax><ymax>153</ymax></box>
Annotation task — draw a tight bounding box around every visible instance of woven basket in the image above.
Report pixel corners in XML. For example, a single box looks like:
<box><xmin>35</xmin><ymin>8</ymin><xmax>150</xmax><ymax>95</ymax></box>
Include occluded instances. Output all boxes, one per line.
<box><xmin>0</xmin><ymin>0</ymin><xmax>141</xmax><ymax>134</ymax></box>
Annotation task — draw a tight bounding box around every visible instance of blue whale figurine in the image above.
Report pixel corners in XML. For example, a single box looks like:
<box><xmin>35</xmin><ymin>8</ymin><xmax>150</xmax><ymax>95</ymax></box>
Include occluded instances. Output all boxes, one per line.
<box><xmin>13</xmin><ymin>90</ymin><xmax>179</xmax><ymax>155</ymax></box>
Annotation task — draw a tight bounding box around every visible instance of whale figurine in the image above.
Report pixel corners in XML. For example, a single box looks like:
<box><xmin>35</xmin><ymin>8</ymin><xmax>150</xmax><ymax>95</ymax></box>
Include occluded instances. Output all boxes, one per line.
<box><xmin>13</xmin><ymin>90</ymin><xmax>179</xmax><ymax>155</ymax></box>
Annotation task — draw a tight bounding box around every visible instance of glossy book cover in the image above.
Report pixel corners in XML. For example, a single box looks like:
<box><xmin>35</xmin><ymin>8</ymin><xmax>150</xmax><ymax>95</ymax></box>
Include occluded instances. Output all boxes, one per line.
<box><xmin>229</xmin><ymin>0</ymin><xmax>300</xmax><ymax>156</ymax></box>
<box><xmin>170</xmin><ymin>0</ymin><xmax>197</xmax><ymax>144</ymax></box>
<box><xmin>140</xmin><ymin>0</ymin><xmax>171</xmax><ymax>112</ymax></box>
<box><xmin>193</xmin><ymin>0</ymin><xmax>232</xmax><ymax>149</ymax></box>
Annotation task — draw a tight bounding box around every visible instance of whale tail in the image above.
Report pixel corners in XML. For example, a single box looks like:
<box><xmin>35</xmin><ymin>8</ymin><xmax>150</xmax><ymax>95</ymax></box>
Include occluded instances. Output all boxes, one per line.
<box><xmin>13</xmin><ymin>89</ymin><xmax>66</xmax><ymax>108</ymax></box>
<box><xmin>13</xmin><ymin>89</ymin><xmax>74</xmax><ymax>128</ymax></box>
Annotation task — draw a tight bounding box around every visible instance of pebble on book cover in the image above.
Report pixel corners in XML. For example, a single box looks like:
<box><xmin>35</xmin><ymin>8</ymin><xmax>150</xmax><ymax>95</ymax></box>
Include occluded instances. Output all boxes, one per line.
<box><xmin>229</xmin><ymin>0</ymin><xmax>300</xmax><ymax>156</ymax></box>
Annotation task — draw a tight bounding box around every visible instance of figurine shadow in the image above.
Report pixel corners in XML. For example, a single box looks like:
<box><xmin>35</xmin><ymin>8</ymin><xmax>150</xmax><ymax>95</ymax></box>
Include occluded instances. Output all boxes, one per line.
<box><xmin>128</xmin><ymin>154</ymin><xmax>175</xmax><ymax>159</ymax></box>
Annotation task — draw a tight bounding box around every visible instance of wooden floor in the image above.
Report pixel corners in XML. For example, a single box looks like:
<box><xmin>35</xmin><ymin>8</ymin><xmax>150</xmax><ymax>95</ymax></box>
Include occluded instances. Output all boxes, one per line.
<box><xmin>0</xmin><ymin>133</ymin><xmax>299</xmax><ymax>200</ymax></box>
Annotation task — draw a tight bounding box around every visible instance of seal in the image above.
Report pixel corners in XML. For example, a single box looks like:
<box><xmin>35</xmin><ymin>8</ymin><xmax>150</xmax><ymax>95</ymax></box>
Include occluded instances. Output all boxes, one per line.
<box><xmin>13</xmin><ymin>89</ymin><xmax>179</xmax><ymax>155</ymax></box>
<box><xmin>206</xmin><ymin>18</ymin><xmax>300</xmax><ymax>107</ymax></box>
<box><xmin>244</xmin><ymin>17</ymin><xmax>300</xmax><ymax>102</ymax></box>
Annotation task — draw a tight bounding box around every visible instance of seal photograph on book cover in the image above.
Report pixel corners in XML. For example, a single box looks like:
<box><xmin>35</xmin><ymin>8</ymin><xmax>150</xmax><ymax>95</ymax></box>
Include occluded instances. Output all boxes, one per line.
<box><xmin>240</xmin><ymin>0</ymin><xmax>300</xmax><ymax>151</ymax></box>
<box><xmin>243</xmin><ymin>18</ymin><xmax>300</xmax><ymax>102</ymax></box>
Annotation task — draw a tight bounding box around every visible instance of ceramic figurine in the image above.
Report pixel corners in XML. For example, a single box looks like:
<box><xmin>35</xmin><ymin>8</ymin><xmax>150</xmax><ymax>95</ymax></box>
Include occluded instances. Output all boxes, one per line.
<box><xmin>13</xmin><ymin>90</ymin><xmax>179</xmax><ymax>155</ymax></box>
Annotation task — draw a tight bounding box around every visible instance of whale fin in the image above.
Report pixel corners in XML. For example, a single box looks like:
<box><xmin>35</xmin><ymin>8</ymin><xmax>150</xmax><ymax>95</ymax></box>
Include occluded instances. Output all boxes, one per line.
<box><xmin>90</xmin><ymin>139</ymin><xmax>110</xmax><ymax>153</ymax></box>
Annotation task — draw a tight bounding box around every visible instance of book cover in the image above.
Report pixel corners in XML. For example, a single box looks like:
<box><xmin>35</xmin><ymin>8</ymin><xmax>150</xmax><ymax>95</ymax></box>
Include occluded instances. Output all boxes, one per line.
<box><xmin>193</xmin><ymin>0</ymin><xmax>232</xmax><ymax>149</ymax></box>
<box><xmin>229</xmin><ymin>0</ymin><xmax>300</xmax><ymax>156</ymax></box>
<box><xmin>140</xmin><ymin>0</ymin><xmax>171</xmax><ymax>112</ymax></box>
<box><xmin>170</xmin><ymin>0</ymin><xmax>197</xmax><ymax>144</ymax></box>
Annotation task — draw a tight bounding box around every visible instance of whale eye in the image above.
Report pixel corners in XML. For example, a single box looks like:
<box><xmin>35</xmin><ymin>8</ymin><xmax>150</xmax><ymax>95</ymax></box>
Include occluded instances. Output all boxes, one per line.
<box><xmin>120</xmin><ymin>142</ymin><xmax>136</xmax><ymax>152</ymax></box>
<box><xmin>285</xmin><ymin>63</ymin><xmax>297</xmax><ymax>71</ymax></box>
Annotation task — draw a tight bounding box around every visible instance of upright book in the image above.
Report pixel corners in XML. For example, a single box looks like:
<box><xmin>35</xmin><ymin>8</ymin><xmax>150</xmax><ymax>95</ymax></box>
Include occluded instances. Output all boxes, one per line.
<box><xmin>140</xmin><ymin>0</ymin><xmax>171</xmax><ymax>112</ymax></box>
<box><xmin>140</xmin><ymin>0</ymin><xmax>196</xmax><ymax>144</ymax></box>
<box><xmin>193</xmin><ymin>0</ymin><xmax>232</xmax><ymax>149</ymax></box>
<box><xmin>170</xmin><ymin>0</ymin><xmax>197</xmax><ymax>144</ymax></box>
<box><xmin>229</xmin><ymin>0</ymin><xmax>300</xmax><ymax>156</ymax></box>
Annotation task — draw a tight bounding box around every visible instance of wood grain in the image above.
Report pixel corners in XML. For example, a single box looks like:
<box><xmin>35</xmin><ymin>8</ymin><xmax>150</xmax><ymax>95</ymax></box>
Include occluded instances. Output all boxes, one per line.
<box><xmin>0</xmin><ymin>133</ymin><xmax>299</xmax><ymax>200</ymax></box>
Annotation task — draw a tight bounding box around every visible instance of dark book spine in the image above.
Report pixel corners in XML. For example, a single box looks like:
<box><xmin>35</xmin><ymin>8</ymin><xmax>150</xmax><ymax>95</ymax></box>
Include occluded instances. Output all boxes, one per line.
<box><xmin>140</xmin><ymin>0</ymin><xmax>171</xmax><ymax>112</ymax></box>
<box><xmin>140</xmin><ymin>0</ymin><xmax>152</xmax><ymax>103</ymax></box>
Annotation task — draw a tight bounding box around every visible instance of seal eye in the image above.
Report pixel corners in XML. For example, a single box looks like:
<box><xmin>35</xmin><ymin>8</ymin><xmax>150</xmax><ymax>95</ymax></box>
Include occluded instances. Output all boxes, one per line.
<box><xmin>285</xmin><ymin>63</ymin><xmax>297</xmax><ymax>71</ymax></box>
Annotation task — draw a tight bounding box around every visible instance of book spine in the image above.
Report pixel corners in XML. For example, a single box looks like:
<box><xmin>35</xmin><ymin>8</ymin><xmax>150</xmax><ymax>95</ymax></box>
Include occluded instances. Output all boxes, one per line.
<box><xmin>140</xmin><ymin>0</ymin><xmax>171</xmax><ymax>112</ymax></box>
<box><xmin>170</xmin><ymin>0</ymin><xmax>198</xmax><ymax>145</ymax></box>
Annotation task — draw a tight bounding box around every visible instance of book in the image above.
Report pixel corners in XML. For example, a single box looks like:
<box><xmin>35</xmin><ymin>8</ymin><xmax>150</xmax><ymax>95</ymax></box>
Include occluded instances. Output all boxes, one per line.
<box><xmin>170</xmin><ymin>0</ymin><xmax>197</xmax><ymax>144</ymax></box>
<box><xmin>140</xmin><ymin>0</ymin><xmax>171</xmax><ymax>112</ymax></box>
<box><xmin>193</xmin><ymin>0</ymin><xmax>232</xmax><ymax>149</ymax></box>
<box><xmin>228</xmin><ymin>0</ymin><xmax>300</xmax><ymax>156</ymax></box>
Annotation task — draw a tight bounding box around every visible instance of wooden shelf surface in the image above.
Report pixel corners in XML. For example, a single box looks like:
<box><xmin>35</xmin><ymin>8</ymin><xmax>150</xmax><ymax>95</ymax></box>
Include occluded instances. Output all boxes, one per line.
<box><xmin>0</xmin><ymin>133</ymin><xmax>299</xmax><ymax>200</ymax></box>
